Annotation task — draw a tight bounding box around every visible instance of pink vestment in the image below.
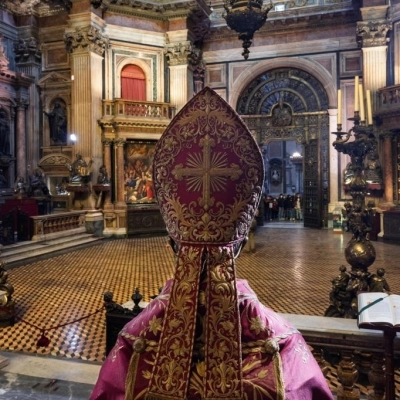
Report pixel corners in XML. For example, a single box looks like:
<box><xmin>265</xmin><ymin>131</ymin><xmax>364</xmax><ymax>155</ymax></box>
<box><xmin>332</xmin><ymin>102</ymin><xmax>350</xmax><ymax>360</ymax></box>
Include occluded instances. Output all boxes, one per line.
<box><xmin>91</xmin><ymin>278</ymin><xmax>333</xmax><ymax>400</ymax></box>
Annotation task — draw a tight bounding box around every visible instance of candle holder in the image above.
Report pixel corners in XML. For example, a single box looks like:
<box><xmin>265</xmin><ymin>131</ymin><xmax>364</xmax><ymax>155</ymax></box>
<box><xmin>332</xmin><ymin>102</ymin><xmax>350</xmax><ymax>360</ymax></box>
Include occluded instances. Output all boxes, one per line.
<box><xmin>325</xmin><ymin>118</ymin><xmax>387</xmax><ymax>319</ymax></box>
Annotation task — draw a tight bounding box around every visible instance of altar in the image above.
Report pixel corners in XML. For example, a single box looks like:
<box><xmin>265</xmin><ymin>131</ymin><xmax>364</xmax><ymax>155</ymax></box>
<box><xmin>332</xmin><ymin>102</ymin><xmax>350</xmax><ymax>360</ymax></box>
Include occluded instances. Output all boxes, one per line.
<box><xmin>127</xmin><ymin>203</ymin><xmax>166</xmax><ymax>236</ymax></box>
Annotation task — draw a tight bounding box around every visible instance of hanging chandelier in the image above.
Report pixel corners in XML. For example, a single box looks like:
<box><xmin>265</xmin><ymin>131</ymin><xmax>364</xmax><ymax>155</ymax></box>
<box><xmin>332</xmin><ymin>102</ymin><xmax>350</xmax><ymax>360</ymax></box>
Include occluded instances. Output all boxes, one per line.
<box><xmin>223</xmin><ymin>0</ymin><xmax>273</xmax><ymax>60</ymax></box>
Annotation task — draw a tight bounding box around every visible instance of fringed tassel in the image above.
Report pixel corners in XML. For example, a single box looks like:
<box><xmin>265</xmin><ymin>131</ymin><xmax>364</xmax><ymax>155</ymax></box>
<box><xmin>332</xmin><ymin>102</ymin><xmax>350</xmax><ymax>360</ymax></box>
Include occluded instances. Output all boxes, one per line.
<box><xmin>36</xmin><ymin>330</ymin><xmax>50</xmax><ymax>347</ymax></box>
<box><xmin>125</xmin><ymin>352</ymin><xmax>140</xmax><ymax>400</ymax></box>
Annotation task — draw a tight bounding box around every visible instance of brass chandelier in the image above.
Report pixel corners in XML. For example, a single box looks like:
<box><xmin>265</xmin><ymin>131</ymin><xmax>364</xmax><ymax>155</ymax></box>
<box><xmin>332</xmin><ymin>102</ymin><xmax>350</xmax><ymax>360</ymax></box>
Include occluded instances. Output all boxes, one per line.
<box><xmin>223</xmin><ymin>0</ymin><xmax>273</xmax><ymax>60</ymax></box>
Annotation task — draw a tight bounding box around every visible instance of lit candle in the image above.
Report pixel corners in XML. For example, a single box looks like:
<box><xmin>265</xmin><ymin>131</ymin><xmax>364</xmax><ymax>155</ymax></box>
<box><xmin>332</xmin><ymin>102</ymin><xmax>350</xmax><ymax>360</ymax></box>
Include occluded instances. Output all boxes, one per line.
<box><xmin>354</xmin><ymin>76</ymin><xmax>359</xmax><ymax>112</ymax></box>
<box><xmin>359</xmin><ymin>84</ymin><xmax>365</xmax><ymax>122</ymax></box>
<box><xmin>366</xmin><ymin>89</ymin><xmax>373</xmax><ymax>125</ymax></box>
<box><xmin>337</xmin><ymin>89</ymin><xmax>342</xmax><ymax>126</ymax></box>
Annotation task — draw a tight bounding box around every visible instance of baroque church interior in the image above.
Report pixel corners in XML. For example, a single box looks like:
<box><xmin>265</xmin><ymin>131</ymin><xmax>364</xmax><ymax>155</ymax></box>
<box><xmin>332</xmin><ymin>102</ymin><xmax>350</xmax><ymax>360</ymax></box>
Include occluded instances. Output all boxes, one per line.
<box><xmin>1</xmin><ymin>0</ymin><xmax>400</xmax><ymax>398</ymax></box>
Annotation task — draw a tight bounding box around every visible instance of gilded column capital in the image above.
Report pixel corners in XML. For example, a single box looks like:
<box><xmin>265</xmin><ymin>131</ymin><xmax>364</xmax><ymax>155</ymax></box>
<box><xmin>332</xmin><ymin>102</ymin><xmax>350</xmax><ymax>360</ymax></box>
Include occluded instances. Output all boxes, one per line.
<box><xmin>165</xmin><ymin>41</ymin><xmax>202</xmax><ymax>66</ymax></box>
<box><xmin>357</xmin><ymin>20</ymin><xmax>392</xmax><ymax>47</ymax></box>
<box><xmin>114</xmin><ymin>138</ymin><xmax>126</xmax><ymax>147</ymax></box>
<box><xmin>13</xmin><ymin>37</ymin><xmax>41</xmax><ymax>64</ymax></box>
<box><xmin>102</xmin><ymin>139</ymin><xmax>113</xmax><ymax>147</ymax></box>
<box><xmin>64</xmin><ymin>26</ymin><xmax>109</xmax><ymax>56</ymax></box>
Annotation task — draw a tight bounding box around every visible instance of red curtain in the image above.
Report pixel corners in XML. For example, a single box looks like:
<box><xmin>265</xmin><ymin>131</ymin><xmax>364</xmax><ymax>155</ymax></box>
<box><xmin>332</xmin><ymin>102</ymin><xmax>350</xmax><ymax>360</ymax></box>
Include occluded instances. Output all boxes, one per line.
<box><xmin>121</xmin><ymin>65</ymin><xmax>146</xmax><ymax>101</ymax></box>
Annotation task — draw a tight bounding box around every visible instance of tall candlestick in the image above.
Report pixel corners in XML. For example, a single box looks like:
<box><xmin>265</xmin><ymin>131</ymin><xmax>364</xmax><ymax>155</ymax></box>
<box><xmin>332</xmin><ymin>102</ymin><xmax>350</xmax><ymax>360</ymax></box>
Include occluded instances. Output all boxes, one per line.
<box><xmin>354</xmin><ymin>76</ymin><xmax>359</xmax><ymax>112</ymax></box>
<box><xmin>359</xmin><ymin>84</ymin><xmax>365</xmax><ymax>122</ymax></box>
<box><xmin>337</xmin><ymin>89</ymin><xmax>342</xmax><ymax>126</ymax></box>
<box><xmin>366</xmin><ymin>89</ymin><xmax>373</xmax><ymax>125</ymax></box>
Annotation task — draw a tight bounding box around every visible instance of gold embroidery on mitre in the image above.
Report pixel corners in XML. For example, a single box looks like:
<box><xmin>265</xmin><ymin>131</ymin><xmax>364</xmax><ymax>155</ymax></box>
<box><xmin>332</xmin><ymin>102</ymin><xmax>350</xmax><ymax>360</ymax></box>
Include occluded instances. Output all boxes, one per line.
<box><xmin>172</xmin><ymin>134</ymin><xmax>242</xmax><ymax>211</ymax></box>
<box><xmin>153</xmin><ymin>89</ymin><xmax>264</xmax><ymax>245</ymax></box>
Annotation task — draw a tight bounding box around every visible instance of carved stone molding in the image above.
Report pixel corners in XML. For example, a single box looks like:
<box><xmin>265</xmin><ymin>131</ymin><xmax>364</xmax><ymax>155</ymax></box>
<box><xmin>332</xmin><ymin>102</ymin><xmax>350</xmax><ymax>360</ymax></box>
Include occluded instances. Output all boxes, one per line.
<box><xmin>14</xmin><ymin>37</ymin><xmax>41</xmax><ymax>64</ymax></box>
<box><xmin>64</xmin><ymin>27</ymin><xmax>109</xmax><ymax>57</ymax></box>
<box><xmin>0</xmin><ymin>0</ymin><xmax>71</xmax><ymax>16</ymax></box>
<box><xmin>357</xmin><ymin>20</ymin><xmax>392</xmax><ymax>47</ymax></box>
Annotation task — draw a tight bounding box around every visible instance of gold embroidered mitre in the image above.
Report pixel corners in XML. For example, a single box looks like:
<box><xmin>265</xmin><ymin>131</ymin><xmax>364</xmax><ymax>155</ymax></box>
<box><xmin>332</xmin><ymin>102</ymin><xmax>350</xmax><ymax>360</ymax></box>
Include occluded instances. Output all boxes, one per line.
<box><xmin>146</xmin><ymin>87</ymin><xmax>264</xmax><ymax>400</ymax></box>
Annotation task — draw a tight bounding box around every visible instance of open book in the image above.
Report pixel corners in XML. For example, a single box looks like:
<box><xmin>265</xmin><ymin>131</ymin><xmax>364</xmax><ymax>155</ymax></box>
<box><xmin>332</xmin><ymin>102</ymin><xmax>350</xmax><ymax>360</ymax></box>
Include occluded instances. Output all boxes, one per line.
<box><xmin>358</xmin><ymin>292</ymin><xmax>400</xmax><ymax>328</ymax></box>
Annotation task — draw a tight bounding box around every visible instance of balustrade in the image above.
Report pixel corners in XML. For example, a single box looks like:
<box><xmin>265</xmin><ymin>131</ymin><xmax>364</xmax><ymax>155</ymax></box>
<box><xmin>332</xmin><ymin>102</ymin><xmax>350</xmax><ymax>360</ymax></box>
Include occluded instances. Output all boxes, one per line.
<box><xmin>30</xmin><ymin>210</ymin><xmax>86</xmax><ymax>241</ymax></box>
<box><xmin>102</xmin><ymin>99</ymin><xmax>174</xmax><ymax>119</ymax></box>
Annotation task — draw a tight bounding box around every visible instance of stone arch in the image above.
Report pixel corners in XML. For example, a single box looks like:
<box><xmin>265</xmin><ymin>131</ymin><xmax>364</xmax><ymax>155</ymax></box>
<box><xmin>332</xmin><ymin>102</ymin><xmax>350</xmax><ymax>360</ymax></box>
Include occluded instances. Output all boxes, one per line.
<box><xmin>229</xmin><ymin>57</ymin><xmax>336</xmax><ymax>111</ymax></box>
<box><xmin>115</xmin><ymin>58</ymin><xmax>152</xmax><ymax>101</ymax></box>
<box><xmin>231</xmin><ymin>61</ymin><xmax>332</xmax><ymax>229</ymax></box>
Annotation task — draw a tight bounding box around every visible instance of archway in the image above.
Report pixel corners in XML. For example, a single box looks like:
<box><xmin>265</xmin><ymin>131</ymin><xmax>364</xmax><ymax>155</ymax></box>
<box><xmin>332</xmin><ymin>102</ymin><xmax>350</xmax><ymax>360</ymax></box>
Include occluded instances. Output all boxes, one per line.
<box><xmin>237</xmin><ymin>67</ymin><xmax>330</xmax><ymax>228</ymax></box>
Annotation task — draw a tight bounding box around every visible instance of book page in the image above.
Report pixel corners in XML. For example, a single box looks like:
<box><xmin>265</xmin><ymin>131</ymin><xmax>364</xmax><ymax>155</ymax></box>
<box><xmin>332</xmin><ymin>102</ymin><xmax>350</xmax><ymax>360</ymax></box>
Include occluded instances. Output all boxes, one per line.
<box><xmin>390</xmin><ymin>294</ymin><xmax>400</xmax><ymax>326</ymax></box>
<box><xmin>358</xmin><ymin>292</ymin><xmax>392</xmax><ymax>326</ymax></box>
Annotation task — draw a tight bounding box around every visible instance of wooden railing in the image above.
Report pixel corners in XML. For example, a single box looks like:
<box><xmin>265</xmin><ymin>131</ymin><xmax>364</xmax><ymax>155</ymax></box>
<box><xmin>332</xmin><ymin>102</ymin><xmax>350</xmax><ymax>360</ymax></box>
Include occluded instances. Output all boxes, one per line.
<box><xmin>102</xmin><ymin>99</ymin><xmax>175</xmax><ymax>119</ymax></box>
<box><xmin>30</xmin><ymin>210</ymin><xmax>86</xmax><ymax>241</ymax></box>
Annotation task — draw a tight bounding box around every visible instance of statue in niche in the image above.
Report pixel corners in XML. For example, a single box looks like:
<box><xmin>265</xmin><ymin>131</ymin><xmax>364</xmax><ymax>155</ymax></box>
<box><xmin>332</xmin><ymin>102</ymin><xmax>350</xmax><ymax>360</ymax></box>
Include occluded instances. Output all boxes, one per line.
<box><xmin>0</xmin><ymin>109</ymin><xmax>10</xmax><ymax>155</ymax></box>
<box><xmin>271</xmin><ymin>93</ymin><xmax>292</xmax><ymax>127</ymax></box>
<box><xmin>44</xmin><ymin>101</ymin><xmax>67</xmax><ymax>145</ymax></box>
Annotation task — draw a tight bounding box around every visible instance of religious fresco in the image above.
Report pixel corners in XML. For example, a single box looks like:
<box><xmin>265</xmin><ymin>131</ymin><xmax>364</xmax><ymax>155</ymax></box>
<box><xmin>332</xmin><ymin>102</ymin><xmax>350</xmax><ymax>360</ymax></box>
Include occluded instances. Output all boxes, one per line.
<box><xmin>124</xmin><ymin>141</ymin><xmax>156</xmax><ymax>204</ymax></box>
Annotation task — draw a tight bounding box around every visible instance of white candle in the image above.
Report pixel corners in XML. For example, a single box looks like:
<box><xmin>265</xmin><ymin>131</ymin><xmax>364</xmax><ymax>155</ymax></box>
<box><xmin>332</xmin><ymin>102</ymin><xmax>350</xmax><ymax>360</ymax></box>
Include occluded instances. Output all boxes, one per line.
<box><xmin>359</xmin><ymin>84</ymin><xmax>365</xmax><ymax>122</ymax></box>
<box><xmin>337</xmin><ymin>89</ymin><xmax>342</xmax><ymax>126</ymax></box>
<box><xmin>366</xmin><ymin>89</ymin><xmax>373</xmax><ymax>125</ymax></box>
<box><xmin>354</xmin><ymin>76</ymin><xmax>359</xmax><ymax>112</ymax></box>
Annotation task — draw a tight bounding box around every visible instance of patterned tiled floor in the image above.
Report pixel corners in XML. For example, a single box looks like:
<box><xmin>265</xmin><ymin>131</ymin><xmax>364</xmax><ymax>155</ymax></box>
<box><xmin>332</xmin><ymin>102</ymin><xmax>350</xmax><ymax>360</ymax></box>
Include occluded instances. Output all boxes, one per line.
<box><xmin>1</xmin><ymin>222</ymin><xmax>400</xmax><ymax>397</ymax></box>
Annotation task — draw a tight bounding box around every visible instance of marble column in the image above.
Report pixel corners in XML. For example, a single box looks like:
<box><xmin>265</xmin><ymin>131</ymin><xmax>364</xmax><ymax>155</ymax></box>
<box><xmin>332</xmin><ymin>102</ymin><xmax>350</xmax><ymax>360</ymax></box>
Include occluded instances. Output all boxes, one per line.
<box><xmin>15</xmin><ymin>99</ymin><xmax>27</xmax><ymax>180</ymax></box>
<box><xmin>102</xmin><ymin>139</ymin><xmax>113</xmax><ymax>210</ymax></box>
<box><xmin>114</xmin><ymin>139</ymin><xmax>126</xmax><ymax>209</ymax></box>
<box><xmin>14</xmin><ymin>37</ymin><xmax>41</xmax><ymax>171</ymax></box>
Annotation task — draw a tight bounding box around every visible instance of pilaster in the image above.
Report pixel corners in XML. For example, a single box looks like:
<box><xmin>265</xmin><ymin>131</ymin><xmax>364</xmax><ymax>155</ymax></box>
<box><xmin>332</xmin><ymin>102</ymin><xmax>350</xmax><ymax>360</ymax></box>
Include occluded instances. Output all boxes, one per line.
<box><xmin>64</xmin><ymin>13</ymin><xmax>108</xmax><ymax>188</ymax></box>
<box><xmin>165</xmin><ymin>31</ymin><xmax>202</xmax><ymax>112</ymax></box>
<box><xmin>357</xmin><ymin>6</ymin><xmax>392</xmax><ymax>110</ymax></box>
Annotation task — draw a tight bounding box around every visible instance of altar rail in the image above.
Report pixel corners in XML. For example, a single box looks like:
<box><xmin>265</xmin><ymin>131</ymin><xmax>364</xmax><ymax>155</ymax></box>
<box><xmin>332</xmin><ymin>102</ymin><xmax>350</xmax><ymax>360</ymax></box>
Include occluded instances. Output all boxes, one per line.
<box><xmin>30</xmin><ymin>210</ymin><xmax>86</xmax><ymax>241</ymax></box>
<box><xmin>102</xmin><ymin>99</ymin><xmax>175</xmax><ymax>119</ymax></box>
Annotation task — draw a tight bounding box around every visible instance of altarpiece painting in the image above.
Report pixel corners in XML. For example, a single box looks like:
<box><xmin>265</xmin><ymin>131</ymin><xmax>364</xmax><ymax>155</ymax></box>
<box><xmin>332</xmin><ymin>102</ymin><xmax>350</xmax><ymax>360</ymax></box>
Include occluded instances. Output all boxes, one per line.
<box><xmin>124</xmin><ymin>141</ymin><xmax>156</xmax><ymax>204</ymax></box>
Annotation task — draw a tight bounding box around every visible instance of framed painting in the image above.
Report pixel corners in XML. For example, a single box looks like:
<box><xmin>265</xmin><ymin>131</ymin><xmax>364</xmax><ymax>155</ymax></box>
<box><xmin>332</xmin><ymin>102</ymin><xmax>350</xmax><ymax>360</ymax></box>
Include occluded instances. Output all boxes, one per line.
<box><xmin>124</xmin><ymin>140</ymin><xmax>156</xmax><ymax>204</ymax></box>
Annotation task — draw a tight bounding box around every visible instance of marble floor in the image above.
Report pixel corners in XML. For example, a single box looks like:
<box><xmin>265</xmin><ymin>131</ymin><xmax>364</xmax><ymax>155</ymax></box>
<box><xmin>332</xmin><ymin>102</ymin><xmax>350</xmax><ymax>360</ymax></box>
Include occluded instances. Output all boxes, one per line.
<box><xmin>1</xmin><ymin>221</ymin><xmax>400</xmax><ymax>398</ymax></box>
